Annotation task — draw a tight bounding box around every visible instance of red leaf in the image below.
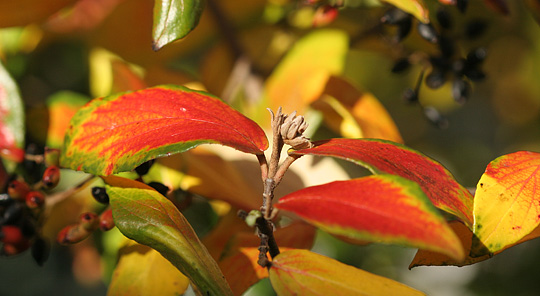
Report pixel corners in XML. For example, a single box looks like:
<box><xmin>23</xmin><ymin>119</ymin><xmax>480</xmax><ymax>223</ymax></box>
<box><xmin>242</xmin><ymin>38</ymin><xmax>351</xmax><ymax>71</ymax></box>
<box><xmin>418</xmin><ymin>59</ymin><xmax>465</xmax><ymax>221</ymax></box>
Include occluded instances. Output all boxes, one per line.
<box><xmin>275</xmin><ymin>175</ymin><xmax>464</xmax><ymax>260</ymax></box>
<box><xmin>61</xmin><ymin>85</ymin><xmax>268</xmax><ymax>175</ymax></box>
<box><xmin>292</xmin><ymin>138</ymin><xmax>473</xmax><ymax>227</ymax></box>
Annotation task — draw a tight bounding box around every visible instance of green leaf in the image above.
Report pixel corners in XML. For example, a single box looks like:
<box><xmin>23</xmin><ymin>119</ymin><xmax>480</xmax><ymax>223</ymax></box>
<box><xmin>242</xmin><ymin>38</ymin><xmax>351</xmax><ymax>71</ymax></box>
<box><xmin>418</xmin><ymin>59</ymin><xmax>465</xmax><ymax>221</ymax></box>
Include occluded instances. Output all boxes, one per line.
<box><xmin>106</xmin><ymin>176</ymin><xmax>233</xmax><ymax>296</ymax></box>
<box><xmin>0</xmin><ymin>61</ymin><xmax>25</xmax><ymax>168</ymax></box>
<box><xmin>269</xmin><ymin>249</ymin><xmax>426</xmax><ymax>296</ymax></box>
<box><xmin>152</xmin><ymin>0</ymin><xmax>205</xmax><ymax>51</ymax></box>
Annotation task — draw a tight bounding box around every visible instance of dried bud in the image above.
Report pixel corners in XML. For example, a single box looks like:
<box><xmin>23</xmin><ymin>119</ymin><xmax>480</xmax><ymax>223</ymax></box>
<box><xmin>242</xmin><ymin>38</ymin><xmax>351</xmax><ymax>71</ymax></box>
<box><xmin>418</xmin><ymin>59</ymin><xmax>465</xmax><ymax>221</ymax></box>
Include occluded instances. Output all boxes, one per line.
<box><xmin>280</xmin><ymin>111</ymin><xmax>313</xmax><ymax>150</ymax></box>
<box><xmin>42</xmin><ymin>165</ymin><xmax>60</xmax><ymax>189</ymax></box>
<box><xmin>31</xmin><ymin>236</ymin><xmax>50</xmax><ymax>266</ymax></box>
<box><xmin>99</xmin><ymin>209</ymin><xmax>115</xmax><ymax>231</ymax></box>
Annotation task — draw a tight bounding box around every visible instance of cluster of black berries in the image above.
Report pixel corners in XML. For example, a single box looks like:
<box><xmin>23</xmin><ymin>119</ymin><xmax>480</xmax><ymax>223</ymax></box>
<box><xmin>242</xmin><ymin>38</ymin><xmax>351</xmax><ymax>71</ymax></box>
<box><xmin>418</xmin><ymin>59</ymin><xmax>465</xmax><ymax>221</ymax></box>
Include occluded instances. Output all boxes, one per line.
<box><xmin>0</xmin><ymin>148</ymin><xmax>61</xmax><ymax>266</ymax></box>
<box><xmin>382</xmin><ymin>0</ymin><xmax>488</xmax><ymax>127</ymax></box>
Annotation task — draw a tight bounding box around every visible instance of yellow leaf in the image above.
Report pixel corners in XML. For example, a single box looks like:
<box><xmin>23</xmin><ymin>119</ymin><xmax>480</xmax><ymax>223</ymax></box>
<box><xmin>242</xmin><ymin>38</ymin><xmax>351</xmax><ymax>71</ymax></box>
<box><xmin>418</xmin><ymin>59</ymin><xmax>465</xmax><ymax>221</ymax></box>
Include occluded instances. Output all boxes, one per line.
<box><xmin>270</xmin><ymin>249</ymin><xmax>425</xmax><ymax>296</ymax></box>
<box><xmin>312</xmin><ymin>76</ymin><xmax>403</xmax><ymax>143</ymax></box>
<box><xmin>264</xmin><ymin>29</ymin><xmax>348</xmax><ymax>113</ymax></box>
<box><xmin>108</xmin><ymin>241</ymin><xmax>189</xmax><ymax>296</ymax></box>
<box><xmin>380</xmin><ymin>0</ymin><xmax>429</xmax><ymax>23</ymax></box>
<box><xmin>473</xmin><ymin>151</ymin><xmax>540</xmax><ymax>254</ymax></box>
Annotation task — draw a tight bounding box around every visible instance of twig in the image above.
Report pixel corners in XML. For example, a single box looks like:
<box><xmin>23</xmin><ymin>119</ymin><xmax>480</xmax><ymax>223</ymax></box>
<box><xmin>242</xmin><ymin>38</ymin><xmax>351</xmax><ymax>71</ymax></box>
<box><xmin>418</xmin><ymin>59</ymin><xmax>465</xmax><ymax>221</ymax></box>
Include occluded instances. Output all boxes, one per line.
<box><xmin>46</xmin><ymin>175</ymin><xmax>95</xmax><ymax>210</ymax></box>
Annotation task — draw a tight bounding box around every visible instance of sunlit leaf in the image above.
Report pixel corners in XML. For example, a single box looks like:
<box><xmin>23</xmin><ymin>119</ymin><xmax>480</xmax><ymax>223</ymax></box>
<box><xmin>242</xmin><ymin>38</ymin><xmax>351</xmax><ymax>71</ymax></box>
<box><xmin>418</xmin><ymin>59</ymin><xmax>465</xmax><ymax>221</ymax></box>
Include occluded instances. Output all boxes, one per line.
<box><xmin>60</xmin><ymin>85</ymin><xmax>268</xmax><ymax>176</ymax></box>
<box><xmin>381</xmin><ymin>0</ymin><xmax>429</xmax><ymax>23</ymax></box>
<box><xmin>473</xmin><ymin>151</ymin><xmax>540</xmax><ymax>254</ymax></box>
<box><xmin>264</xmin><ymin>29</ymin><xmax>348</xmax><ymax>113</ymax></box>
<box><xmin>312</xmin><ymin>76</ymin><xmax>403</xmax><ymax>143</ymax></box>
<box><xmin>105</xmin><ymin>176</ymin><xmax>233</xmax><ymax>295</ymax></box>
<box><xmin>410</xmin><ymin>221</ymin><xmax>540</xmax><ymax>268</ymax></box>
<box><xmin>108</xmin><ymin>241</ymin><xmax>190</xmax><ymax>296</ymax></box>
<box><xmin>0</xmin><ymin>0</ymin><xmax>76</xmax><ymax>27</ymax></box>
<box><xmin>219</xmin><ymin>222</ymin><xmax>316</xmax><ymax>296</ymax></box>
<box><xmin>275</xmin><ymin>175</ymin><xmax>464</xmax><ymax>260</ymax></box>
<box><xmin>152</xmin><ymin>0</ymin><xmax>205</xmax><ymax>51</ymax></box>
<box><xmin>146</xmin><ymin>147</ymin><xmax>262</xmax><ymax>210</ymax></box>
<box><xmin>292</xmin><ymin>138</ymin><xmax>474</xmax><ymax>227</ymax></box>
<box><xmin>46</xmin><ymin>91</ymin><xmax>89</xmax><ymax>149</ymax></box>
<box><xmin>269</xmin><ymin>249</ymin><xmax>426</xmax><ymax>296</ymax></box>
<box><xmin>0</xmin><ymin>61</ymin><xmax>25</xmax><ymax>166</ymax></box>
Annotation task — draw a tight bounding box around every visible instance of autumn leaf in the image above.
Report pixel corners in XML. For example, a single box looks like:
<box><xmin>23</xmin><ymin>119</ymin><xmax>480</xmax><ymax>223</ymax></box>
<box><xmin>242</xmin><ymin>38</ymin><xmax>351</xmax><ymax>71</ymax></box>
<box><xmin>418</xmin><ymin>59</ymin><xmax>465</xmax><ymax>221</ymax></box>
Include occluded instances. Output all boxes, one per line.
<box><xmin>409</xmin><ymin>221</ymin><xmax>540</xmax><ymax>268</ymax></box>
<box><xmin>292</xmin><ymin>138</ymin><xmax>474</xmax><ymax>227</ymax></box>
<box><xmin>218</xmin><ymin>222</ymin><xmax>316</xmax><ymax>296</ymax></box>
<box><xmin>105</xmin><ymin>176</ymin><xmax>233</xmax><ymax>295</ymax></box>
<box><xmin>269</xmin><ymin>249</ymin><xmax>426</xmax><ymax>296</ymax></box>
<box><xmin>381</xmin><ymin>0</ymin><xmax>429</xmax><ymax>23</ymax></box>
<box><xmin>264</xmin><ymin>29</ymin><xmax>348</xmax><ymax>113</ymax></box>
<box><xmin>473</xmin><ymin>151</ymin><xmax>540</xmax><ymax>254</ymax></box>
<box><xmin>108</xmin><ymin>241</ymin><xmax>190</xmax><ymax>296</ymax></box>
<box><xmin>312</xmin><ymin>76</ymin><xmax>403</xmax><ymax>143</ymax></box>
<box><xmin>0</xmin><ymin>61</ymin><xmax>25</xmax><ymax>166</ymax></box>
<box><xmin>275</xmin><ymin>175</ymin><xmax>464</xmax><ymax>260</ymax></box>
<box><xmin>60</xmin><ymin>85</ymin><xmax>268</xmax><ymax>176</ymax></box>
<box><xmin>152</xmin><ymin>0</ymin><xmax>205</xmax><ymax>50</ymax></box>
<box><xmin>45</xmin><ymin>91</ymin><xmax>89</xmax><ymax>149</ymax></box>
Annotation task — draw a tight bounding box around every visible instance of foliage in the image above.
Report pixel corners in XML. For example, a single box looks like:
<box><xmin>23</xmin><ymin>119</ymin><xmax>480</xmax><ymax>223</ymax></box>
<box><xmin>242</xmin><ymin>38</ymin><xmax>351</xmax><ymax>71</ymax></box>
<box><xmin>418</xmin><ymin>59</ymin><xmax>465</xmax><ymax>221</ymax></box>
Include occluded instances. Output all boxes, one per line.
<box><xmin>1</xmin><ymin>0</ymin><xmax>540</xmax><ymax>295</ymax></box>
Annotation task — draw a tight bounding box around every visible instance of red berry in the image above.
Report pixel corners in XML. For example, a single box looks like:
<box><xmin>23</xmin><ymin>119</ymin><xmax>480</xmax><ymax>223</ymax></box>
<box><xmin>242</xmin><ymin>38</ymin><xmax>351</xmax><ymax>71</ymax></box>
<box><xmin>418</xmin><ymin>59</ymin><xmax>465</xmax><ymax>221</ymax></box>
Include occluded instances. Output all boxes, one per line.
<box><xmin>42</xmin><ymin>165</ymin><xmax>61</xmax><ymax>189</ymax></box>
<box><xmin>25</xmin><ymin>191</ymin><xmax>45</xmax><ymax>209</ymax></box>
<box><xmin>99</xmin><ymin>209</ymin><xmax>115</xmax><ymax>231</ymax></box>
<box><xmin>7</xmin><ymin>180</ymin><xmax>30</xmax><ymax>200</ymax></box>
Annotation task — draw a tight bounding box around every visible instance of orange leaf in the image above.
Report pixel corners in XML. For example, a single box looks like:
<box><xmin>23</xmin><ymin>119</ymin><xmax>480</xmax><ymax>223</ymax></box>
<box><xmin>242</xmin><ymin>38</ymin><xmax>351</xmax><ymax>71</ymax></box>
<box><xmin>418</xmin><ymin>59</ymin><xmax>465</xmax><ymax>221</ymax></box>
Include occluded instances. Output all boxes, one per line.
<box><xmin>0</xmin><ymin>0</ymin><xmax>76</xmax><ymax>27</ymax></box>
<box><xmin>219</xmin><ymin>222</ymin><xmax>316</xmax><ymax>295</ymax></box>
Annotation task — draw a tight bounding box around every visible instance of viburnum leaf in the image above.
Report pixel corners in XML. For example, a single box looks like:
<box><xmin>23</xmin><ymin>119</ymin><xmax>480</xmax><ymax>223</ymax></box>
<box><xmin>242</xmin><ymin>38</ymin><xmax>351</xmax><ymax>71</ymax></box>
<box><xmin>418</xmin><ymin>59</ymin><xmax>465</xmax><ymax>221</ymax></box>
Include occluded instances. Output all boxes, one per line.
<box><xmin>291</xmin><ymin>138</ymin><xmax>474</xmax><ymax>227</ymax></box>
<box><xmin>472</xmin><ymin>151</ymin><xmax>540</xmax><ymax>254</ymax></box>
<box><xmin>218</xmin><ymin>222</ymin><xmax>316</xmax><ymax>296</ymax></box>
<box><xmin>381</xmin><ymin>0</ymin><xmax>429</xmax><ymax>23</ymax></box>
<box><xmin>152</xmin><ymin>0</ymin><xmax>204</xmax><ymax>51</ymax></box>
<box><xmin>45</xmin><ymin>91</ymin><xmax>89</xmax><ymax>149</ymax></box>
<box><xmin>105</xmin><ymin>176</ymin><xmax>233</xmax><ymax>296</ymax></box>
<box><xmin>108</xmin><ymin>241</ymin><xmax>190</xmax><ymax>296</ymax></box>
<box><xmin>60</xmin><ymin>85</ymin><xmax>268</xmax><ymax>176</ymax></box>
<box><xmin>275</xmin><ymin>175</ymin><xmax>464</xmax><ymax>260</ymax></box>
<box><xmin>269</xmin><ymin>249</ymin><xmax>426</xmax><ymax>296</ymax></box>
<box><xmin>264</xmin><ymin>29</ymin><xmax>348</xmax><ymax>114</ymax></box>
<box><xmin>409</xmin><ymin>221</ymin><xmax>540</xmax><ymax>268</ymax></box>
<box><xmin>0</xmin><ymin>61</ymin><xmax>25</xmax><ymax>165</ymax></box>
<box><xmin>312</xmin><ymin>76</ymin><xmax>403</xmax><ymax>143</ymax></box>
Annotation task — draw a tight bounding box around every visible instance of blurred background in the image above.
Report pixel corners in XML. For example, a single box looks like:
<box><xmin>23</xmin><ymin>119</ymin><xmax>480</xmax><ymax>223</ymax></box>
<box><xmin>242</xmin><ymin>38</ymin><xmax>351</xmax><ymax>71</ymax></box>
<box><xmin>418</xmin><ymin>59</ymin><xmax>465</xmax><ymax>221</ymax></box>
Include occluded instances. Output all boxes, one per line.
<box><xmin>1</xmin><ymin>0</ymin><xmax>540</xmax><ymax>295</ymax></box>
